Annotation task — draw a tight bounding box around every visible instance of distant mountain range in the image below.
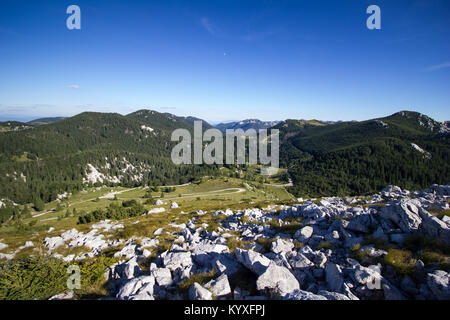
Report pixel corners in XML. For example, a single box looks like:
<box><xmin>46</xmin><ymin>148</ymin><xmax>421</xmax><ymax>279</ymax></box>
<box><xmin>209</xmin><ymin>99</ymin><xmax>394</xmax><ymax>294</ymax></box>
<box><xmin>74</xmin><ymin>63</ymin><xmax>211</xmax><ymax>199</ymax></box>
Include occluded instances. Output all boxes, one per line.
<box><xmin>215</xmin><ymin>119</ymin><xmax>283</xmax><ymax>131</ymax></box>
<box><xmin>276</xmin><ymin>111</ymin><xmax>450</xmax><ymax>197</ymax></box>
<box><xmin>27</xmin><ymin>117</ymin><xmax>67</xmax><ymax>126</ymax></box>
<box><xmin>0</xmin><ymin>109</ymin><xmax>448</xmax><ymax>208</ymax></box>
<box><xmin>19</xmin><ymin>116</ymin><xmax>280</xmax><ymax>131</ymax></box>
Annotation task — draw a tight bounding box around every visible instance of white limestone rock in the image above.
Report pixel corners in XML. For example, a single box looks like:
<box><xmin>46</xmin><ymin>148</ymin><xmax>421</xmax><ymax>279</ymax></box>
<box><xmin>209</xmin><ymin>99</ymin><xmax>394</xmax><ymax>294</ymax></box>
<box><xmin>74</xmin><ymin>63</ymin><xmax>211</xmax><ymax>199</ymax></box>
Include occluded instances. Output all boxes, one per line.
<box><xmin>188</xmin><ymin>282</ymin><xmax>212</xmax><ymax>300</ymax></box>
<box><xmin>234</xmin><ymin>248</ymin><xmax>272</xmax><ymax>275</ymax></box>
<box><xmin>205</xmin><ymin>274</ymin><xmax>232</xmax><ymax>299</ymax></box>
<box><xmin>256</xmin><ymin>264</ymin><xmax>300</xmax><ymax>297</ymax></box>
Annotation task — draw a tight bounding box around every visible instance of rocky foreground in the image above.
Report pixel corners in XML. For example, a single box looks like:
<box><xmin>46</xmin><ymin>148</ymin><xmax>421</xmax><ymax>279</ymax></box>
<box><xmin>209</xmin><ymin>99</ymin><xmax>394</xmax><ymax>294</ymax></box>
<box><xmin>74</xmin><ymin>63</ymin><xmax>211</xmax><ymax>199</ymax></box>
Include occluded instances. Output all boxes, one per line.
<box><xmin>21</xmin><ymin>184</ymin><xmax>450</xmax><ymax>300</ymax></box>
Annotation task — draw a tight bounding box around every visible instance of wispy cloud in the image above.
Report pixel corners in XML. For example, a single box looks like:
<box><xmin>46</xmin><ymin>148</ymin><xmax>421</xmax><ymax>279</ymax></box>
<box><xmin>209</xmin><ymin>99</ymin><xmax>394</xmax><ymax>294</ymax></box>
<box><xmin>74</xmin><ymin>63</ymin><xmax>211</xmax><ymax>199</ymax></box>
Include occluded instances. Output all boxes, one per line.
<box><xmin>199</xmin><ymin>17</ymin><xmax>216</xmax><ymax>36</ymax></box>
<box><xmin>424</xmin><ymin>61</ymin><xmax>450</xmax><ymax>72</ymax></box>
<box><xmin>68</xmin><ymin>84</ymin><xmax>79</xmax><ymax>89</ymax></box>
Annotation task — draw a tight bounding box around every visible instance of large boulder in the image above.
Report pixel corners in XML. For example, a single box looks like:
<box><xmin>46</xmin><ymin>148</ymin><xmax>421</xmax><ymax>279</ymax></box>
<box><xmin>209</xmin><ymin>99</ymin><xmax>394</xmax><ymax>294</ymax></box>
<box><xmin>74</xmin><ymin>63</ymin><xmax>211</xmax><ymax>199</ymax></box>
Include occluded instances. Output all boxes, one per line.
<box><xmin>234</xmin><ymin>248</ymin><xmax>271</xmax><ymax>275</ymax></box>
<box><xmin>418</xmin><ymin>210</ymin><xmax>450</xmax><ymax>245</ymax></box>
<box><xmin>284</xmin><ymin>289</ymin><xmax>328</xmax><ymax>300</ymax></box>
<box><xmin>382</xmin><ymin>282</ymin><xmax>406</xmax><ymax>300</ymax></box>
<box><xmin>44</xmin><ymin>237</ymin><xmax>65</xmax><ymax>252</ymax></box>
<box><xmin>381</xmin><ymin>185</ymin><xmax>404</xmax><ymax>199</ymax></box>
<box><xmin>288</xmin><ymin>253</ymin><xmax>314</xmax><ymax>269</ymax></box>
<box><xmin>380</xmin><ymin>198</ymin><xmax>423</xmax><ymax>233</ymax></box>
<box><xmin>270</xmin><ymin>238</ymin><xmax>294</xmax><ymax>254</ymax></box>
<box><xmin>212</xmin><ymin>254</ymin><xmax>241</xmax><ymax>276</ymax></box>
<box><xmin>192</xmin><ymin>244</ymin><xmax>230</xmax><ymax>266</ymax></box>
<box><xmin>427</xmin><ymin>270</ymin><xmax>450</xmax><ymax>300</ymax></box>
<box><xmin>116</xmin><ymin>276</ymin><xmax>155</xmax><ymax>300</ymax></box>
<box><xmin>346</xmin><ymin>215</ymin><xmax>371</xmax><ymax>234</ymax></box>
<box><xmin>294</xmin><ymin>226</ymin><xmax>314</xmax><ymax>241</ymax></box>
<box><xmin>151</xmin><ymin>267</ymin><xmax>173</xmax><ymax>287</ymax></box>
<box><xmin>256</xmin><ymin>264</ymin><xmax>300</xmax><ymax>297</ymax></box>
<box><xmin>163</xmin><ymin>251</ymin><xmax>193</xmax><ymax>272</ymax></box>
<box><xmin>325</xmin><ymin>263</ymin><xmax>344</xmax><ymax>293</ymax></box>
<box><xmin>317</xmin><ymin>290</ymin><xmax>350</xmax><ymax>300</ymax></box>
<box><xmin>205</xmin><ymin>274</ymin><xmax>232</xmax><ymax>299</ymax></box>
<box><xmin>120</xmin><ymin>258</ymin><xmax>142</xmax><ymax>279</ymax></box>
<box><xmin>189</xmin><ymin>283</ymin><xmax>212</xmax><ymax>300</ymax></box>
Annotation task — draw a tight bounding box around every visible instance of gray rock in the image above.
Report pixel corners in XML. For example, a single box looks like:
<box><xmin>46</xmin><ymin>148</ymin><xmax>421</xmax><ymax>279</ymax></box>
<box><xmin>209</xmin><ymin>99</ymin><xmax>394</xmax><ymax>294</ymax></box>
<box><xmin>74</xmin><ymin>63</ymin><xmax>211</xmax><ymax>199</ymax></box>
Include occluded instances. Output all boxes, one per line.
<box><xmin>419</xmin><ymin>209</ymin><xmax>450</xmax><ymax>245</ymax></box>
<box><xmin>129</xmin><ymin>282</ymin><xmax>156</xmax><ymax>300</ymax></box>
<box><xmin>233</xmin><ymin>287</ymin><xmax>250</xmax><ymax>300</ymax></box>
<box><xmin>256</xmin><ymin>264</ymin><xmax>300</xmax><ymax>297</ymax></box>
<box><xmin>312</xmin><ymin>251</ymin><xmax>327</xmax><ymax>268</ymax></box>
<box><xmin>289</xmin><ymin>253</ymin><xmax>314</xmax><ymax>269</ymax></box>
<box><xmin>390</xmin><ymin>233</ymin><xmax>407</xmax><ymax>244</ymax></box>
<box><xmin>353</xmin><ymin>265</ymin><xmax>383</xmax><ymax>288</ymax></box>
<box><xmin>205</xmin><ymin>274</ymin><xmax>232</xmax><ymax>299</ymax></box>
<box><xmin>342</xmin><ymin>283</ymin><xmax>359</xmax><ymax>300</ymax></box>
<box><xmin>294</xmin><ymin>226</ymin><xmax>314</xmax><ymax>241</ymax></box>
<box><xmin>442</xmin><ymin>215</ymin><xmax>450</xmax><ymax>225</ymax></box>
<box><xmin>380</xmin><ymin>199</ymin><xmax>422</xmax><ymax>233</ymax></box>
<box><xmin>121</xmin><ymin>258</ymin><xmax>142</xmax><ymax>279</ymax></box>
<box><xmin>317</xmin><ymin>290</ymin><xmax>350</xmax><ymax>300</ymax></box>
<box><xmin>325</xmin><ymin>263</ymin><xmax>344</xmax><ymax>293</ymax></box>
<box><xmin>44</xmin><ymin>236</ymin><xmax>65</xmax><ymax>251</ymax></box>
<box><xmin>151</xmin><ymin>267</ymin><xmax>173</xmax><ymax>287</ymax></box>
<box><xmin>346</xmin><ymin>215</ymin><xmax>371</xmax><ymax>233</ymax></box>
<box><xmin>116</xmin><ymin>276</ymin><xmax>155</xmax><ymax>300</ymax></box>
<box><xmin>163</xmin><ymin>251</ymin><xmax>193</xmax><ymax>272</ymax></box>
<box><xmin>382</xmin><ymin>281</ymin><xmax>406</xmax><ymax>300</ymax></box>
<box><xmin>313</xmin><ymin>268</ymin><xmax>324</xmax><ymax>279</ymax></box>
<box><xmin>49</xmin><ymin>291</ymin><xmax>74</xmax><ymax>300</ymax></box>
<box><xmin>427</xmin><ymin>270</ymin><xmax>450</xmax><ymax>300</ymax></box>
<box><xmin>284</xmin><ymin>289</ymin><xmax>328</xmax><ymax>300</ymax></box>
<box><xmin>114</xmin><ymin>244</ymin><xmax>137</xmax><ymax>259</ymax></box>
<box><xmin>271</xmin><ymin>238</ymin><xmax>294</xmax><ymax>254</ymax></box>
<box><xmin>212</xmin><ymin>254</ymin><xmax>240</xmax><ymax>276</ymax></box>
<box><xmin>372</xmin><ymin>227</ymin><xmax>388</xmax><ymax>242</ymax></box>
<box><xmin>234</xmin><ymin>248</ymin><xmax>271</xmax><ymax>275</ymax></box>
<box><xmin>188</xmin><ymin>282</ymin><xmax>212</xmax><ymax>300</ymax></box>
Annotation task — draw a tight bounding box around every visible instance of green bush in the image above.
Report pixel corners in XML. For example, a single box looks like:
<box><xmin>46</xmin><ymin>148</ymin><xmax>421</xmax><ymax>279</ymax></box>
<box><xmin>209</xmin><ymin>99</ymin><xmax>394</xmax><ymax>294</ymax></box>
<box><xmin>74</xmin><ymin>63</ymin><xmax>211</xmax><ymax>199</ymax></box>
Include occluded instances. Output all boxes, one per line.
<box><xmin>384</xmin><ymin>248</ymin><xmax>416</xmax><ymax>275</ymax></box>
<box><xmin>0</xmin><ymin>255</ymin><xmax>118</xmax><ymax>300</ymax></box>
<box><xmin>0</xmin><ymin>256</ymin><xmax>68</xmax><ymax>300</ymax></box>
<box><xmin>78</xmin><ymin>201</ymin><xmax>146</xmax><ymax>224</ymax></box>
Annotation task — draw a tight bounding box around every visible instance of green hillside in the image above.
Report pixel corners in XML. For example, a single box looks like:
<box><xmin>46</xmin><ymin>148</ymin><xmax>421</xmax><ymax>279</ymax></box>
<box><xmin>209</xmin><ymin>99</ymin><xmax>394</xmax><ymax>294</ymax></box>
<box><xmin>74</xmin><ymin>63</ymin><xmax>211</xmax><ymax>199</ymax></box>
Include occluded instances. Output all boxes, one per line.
<box><xmin>0</xmin><ymin>111</ymin><xmax>218</xmax><ymax>212</ymax></box>
<box><xmin>279</xmin><ymin>111</ymin><xmax>449</xmax><ymax>197</ymax></box>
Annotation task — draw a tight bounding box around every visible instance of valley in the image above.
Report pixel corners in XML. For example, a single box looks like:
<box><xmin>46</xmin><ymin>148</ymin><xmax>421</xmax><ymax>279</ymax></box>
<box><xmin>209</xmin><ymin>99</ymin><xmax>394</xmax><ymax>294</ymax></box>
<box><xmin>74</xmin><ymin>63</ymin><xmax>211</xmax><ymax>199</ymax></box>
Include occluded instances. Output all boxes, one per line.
<box><xmin>0</xmin><ymin>109</ymin><xmax>448</xmax><ymax>301</ymax></box>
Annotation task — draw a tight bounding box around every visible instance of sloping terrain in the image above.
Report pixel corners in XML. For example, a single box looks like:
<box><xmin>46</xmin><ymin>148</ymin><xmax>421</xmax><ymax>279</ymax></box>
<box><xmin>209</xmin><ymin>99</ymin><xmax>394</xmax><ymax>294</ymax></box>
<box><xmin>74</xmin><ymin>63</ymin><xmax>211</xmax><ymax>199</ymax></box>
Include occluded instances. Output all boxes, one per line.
<box><xmin>0</xmin><ymin>111</ymin><xmax>218</xmax><ymax>208</ymax></box>
<box><xmin>1</xmin><ymin>183</ymin><xmax>449</xmax><ymax>300</ymax></box>
<box><xmin>277</xmin><ymin>111</ymin><xmax>450</xmax><ymax>197</ymax></box>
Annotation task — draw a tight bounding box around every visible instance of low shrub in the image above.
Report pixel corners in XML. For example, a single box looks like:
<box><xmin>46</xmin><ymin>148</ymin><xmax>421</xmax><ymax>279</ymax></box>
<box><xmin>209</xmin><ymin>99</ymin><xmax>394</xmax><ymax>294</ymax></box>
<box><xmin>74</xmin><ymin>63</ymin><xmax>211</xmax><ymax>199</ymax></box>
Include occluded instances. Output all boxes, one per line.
<box><xmin>384</xmin><ymin>248</ymin><xmax>416</xmax><ymax>275</ymax></box>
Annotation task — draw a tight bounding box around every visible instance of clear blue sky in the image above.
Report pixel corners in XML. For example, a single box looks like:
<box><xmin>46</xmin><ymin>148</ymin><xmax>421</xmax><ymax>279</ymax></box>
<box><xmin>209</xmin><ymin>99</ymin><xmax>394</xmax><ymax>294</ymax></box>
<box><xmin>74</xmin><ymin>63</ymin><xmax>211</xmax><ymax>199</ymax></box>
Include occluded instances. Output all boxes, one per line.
<box><xmin>0</xmin><ymin>0</ymin><xmax>449</xmax><ymax>122</ymax></box>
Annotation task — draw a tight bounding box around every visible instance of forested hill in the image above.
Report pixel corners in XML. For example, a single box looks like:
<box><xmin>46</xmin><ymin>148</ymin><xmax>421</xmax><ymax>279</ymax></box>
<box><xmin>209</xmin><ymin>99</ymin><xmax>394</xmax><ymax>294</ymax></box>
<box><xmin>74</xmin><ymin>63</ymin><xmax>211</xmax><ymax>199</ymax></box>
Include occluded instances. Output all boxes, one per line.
<box><xmin>277</xmin><ymin>111</ymin><xmax>450</xmax><ymax>197</ymax></box>
<box><xmin>0</xmin><ymin>109</ymin><xmax>448</xmax><ymax>208</ymax></box>
<box><xmin>0</xmin><ymin>110</ymin><xmax>217</xmax><ymax>206</ymax></box>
